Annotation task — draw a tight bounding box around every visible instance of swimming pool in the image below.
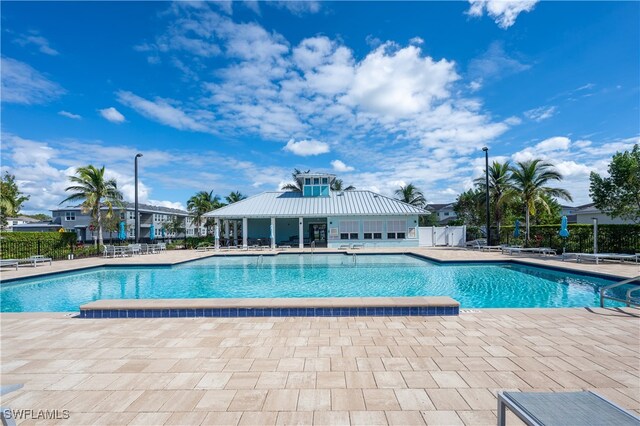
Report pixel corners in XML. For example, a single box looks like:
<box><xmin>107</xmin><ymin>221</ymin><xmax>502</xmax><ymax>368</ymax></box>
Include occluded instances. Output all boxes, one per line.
<box><xmin>0</xmin><ymin>254</ymin><xmax>630</xmax><ymax>312</ymax></box>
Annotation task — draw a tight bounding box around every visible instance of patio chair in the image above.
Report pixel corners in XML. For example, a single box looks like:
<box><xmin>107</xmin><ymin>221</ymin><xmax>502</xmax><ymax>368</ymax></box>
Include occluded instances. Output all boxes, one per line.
<box><xmin>497</xmin><ymin>390</ymin><xmax>640</xmax><ymax>426</ymax></box>
<box><xmin>0</xmin><ymin>260</ymin><xmax>19</xmax><ymax>270</ymax></box>
<box><xmin>102</xmin><ymin>245</ymin><xmax>116</xmax><ymax>258</ymax></box>
<box><xmin>337</xmin><ymin>244</ymin><xmax>349</xmax><ymax>250</ymax></box>
<box><xmin>466</xmin><ymin>239</ymin><xmax>487</xmax><ymax>250</ymax></box>
<box><xmin>578</xmin><ymin>253</ymin><xmax>638</xmax><ymax>265</ymax></box>
<box><xmin>350</xmin><ymin>243</ymin><xmax>364</xmax><ymax>249</ymax></box>
<box><xmin>25</xmin><ymin>255</ymin><xmax>52</xmax><ymax>266</ymax></box>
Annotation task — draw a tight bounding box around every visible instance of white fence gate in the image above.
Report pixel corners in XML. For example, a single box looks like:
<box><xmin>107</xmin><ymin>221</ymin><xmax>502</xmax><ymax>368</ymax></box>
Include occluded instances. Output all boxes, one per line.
<box><xmin>418</xmin><ymin>226</ymin><xmax>466</xmax><ymax>247</ymax></box>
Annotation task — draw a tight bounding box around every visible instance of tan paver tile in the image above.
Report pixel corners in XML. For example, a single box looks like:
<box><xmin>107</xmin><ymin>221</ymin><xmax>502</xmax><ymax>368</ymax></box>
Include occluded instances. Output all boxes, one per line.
<box><xmin>202</xmin><ymin>411</ymin><xmax>243</xmax><ymax>426</ymax></box>
<box><xmin>430</xmin><ymin>371</ymin><xmax>469</xmax><ymax>388</ymax></box>
<box><xmin>420</xmin><ymin>410</ymin><xmax>464</xmax><ymax>426</ymax></box>
<box><xmin>457</xmin><ymin>410</ymin><xmax>497</xmax><ymax>426</ymax></box>
<box><xmin>164</xmin><ymin>411</ymin><xmax>208</xmax><ymax>425</ymax></box>
<box><xmin>385</xmin><ymin>410</ymin><xmax>427</xmax><ymax>425</ymax></box>
<box><xmin>362</xmin><ymin>389</ymin><xmax>401</xmax><ymax>410</ymax></box>
<box><xmin>225</xmin><ymin>372</ymin><xmax>261</xmax><ymax>389</ymax></box>
<box><xmin>297</xmin><ymin>389</ymin><xmax>331</xmax><ymax>411</ymax></box>
<box><xmin>401</xmin><ymin>371</ymin><xmax>439</xmax><ymax>389</ymax></box>
<box><xmin>394</xmin><ymin>389</ymin><xmax>435</xmax><ymax>410</ymax></box>
<box><xmin>239</xmin><ymin>411</ymin><xmax>278</xmax><ymax>425</ymax></box>
<box><xmin>316</xmin><ymin>372</ymin><xmax>346</xmax><ymax>388</ymax></box>
<box><xmin>286</xmin><ymin>372</ymin><xmax>316</xmax><ymax>389</ymax></box>
<box><xmin>196</xmin><ymin>372</ymin><xmax>232</xmax><ymax>389</ymax></box>
<box><xmin>350</xmin><ymin>410</ymin><xmax>387</xmax><ymax>425</ymax></box>
<box><xmin>194</xmin><ymin>389</ymin><xmax>236</xmax><ymax>411</ymax></box>
<box><xmin>426</xmin><ymin>389</ymin><xmax>470</xmax><ymax>410</ymax></box>
<box><xmin>457</xmin><ymin>388</ymin><xmax>496</xmax><ymax>410</ymax></box>
<box><xmin>127</xmin><ymin>412</ymin><xmax>172</xmax><ymax>425</ymax></box>
<box><xmin>373</xmin><ymin>371</ymin><xmax>406</xmax><ymax>388</ymax></box>
<box><xmin>158</xmin><ymin>389</ymin><xmax>205</xmax><ymax>412</ymax></box>
<box><xmin>276</xmin><ymin>411</ymin><xmax>314</xmax><ymax>425</ymax></box>
<box><xmin>228</xmin><ymin>390</ymin><xmax>268</xmax><ymax>411</ymax></box>
<box><xmin>263</xmin><ymin>389</ymin><xmax>299</xmax><ymax>411</ymax></box>
<box><xmin>331</xmin><ymin>389</ymin><xmax>366</xmax><ymax>411</ymax></box>
<box><xmin>313</xmin><ymin>411</ymin><xmax>350</xmax><ymax>425</ymax></box>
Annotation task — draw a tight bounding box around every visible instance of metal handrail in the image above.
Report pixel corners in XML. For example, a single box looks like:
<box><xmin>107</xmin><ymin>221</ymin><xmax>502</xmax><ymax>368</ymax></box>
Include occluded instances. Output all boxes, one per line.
<box><xmin>600</xmin><ymin>276</ymin><xmax>640</xmax><ymax>307</ymax></box>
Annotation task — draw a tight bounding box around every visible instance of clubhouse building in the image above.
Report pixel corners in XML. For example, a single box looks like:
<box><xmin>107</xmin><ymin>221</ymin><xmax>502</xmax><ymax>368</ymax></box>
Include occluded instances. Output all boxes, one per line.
<box><xmin>204</xmin><ymin>173</ymin><xmax>428</xmax><ymax>249</ymax></box>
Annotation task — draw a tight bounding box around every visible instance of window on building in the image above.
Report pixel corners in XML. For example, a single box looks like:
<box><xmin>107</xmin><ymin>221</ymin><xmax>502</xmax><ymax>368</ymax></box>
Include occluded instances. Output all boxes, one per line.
<box><xmin>305</xmin><ymin>178</ymin><xmax>311</xmax><ymax>185</ymax></box>
<box><xmin>444</xmin><ymin>212</ymin><xmax>449</xmax><ymax>216</ymax></box>
<box><xmin>363</xmin><ymin>220</ymin><xmax>383</xmax><ymax>239</ymax></box>
<box><xmin>65</xmin><ymin>212</ymin><xmax>76</xmax><ymax>221</ymax></box>
<box><xmin>387</xmin><ymin>219</ymin><xmax>406</xmax><ymax>239</ymax></box>
<box><xmin>321</xmin><ymin>177</ymin><xmax>328</xmax><ymax>184</ymax></box>
<box><xmin>120</xmin><ymin>212</ymin><xmax>125</xmax><ymax>220</ymax></box>
<box><xmin>128</xmin><ymin>211</ymin><xmax>135</xmax><ymax>220</ymax></box>
<box><xmin>339</xmin><ymin>220</ymin><xmax>359</xmax><ymax>240</ymax></box>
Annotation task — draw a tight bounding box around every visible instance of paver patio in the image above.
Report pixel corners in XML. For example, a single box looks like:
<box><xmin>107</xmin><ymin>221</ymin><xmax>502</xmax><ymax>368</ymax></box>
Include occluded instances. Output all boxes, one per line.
<box><xmin>1</xmin><ymin>307</ymin><xmax>638</xmax><ymax>425</ymax></box>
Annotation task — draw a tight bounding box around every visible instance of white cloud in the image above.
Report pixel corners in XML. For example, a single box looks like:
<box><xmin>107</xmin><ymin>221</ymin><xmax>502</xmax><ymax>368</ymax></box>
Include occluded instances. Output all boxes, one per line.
<box><xmin>283</xmin><ymin>138</ymin><xmax>330</xmax><ymax>156</ymax></box>
<box><xmin>117</xmin><ymin>91</ymin><xmax>210</xmax><ymax>132</ymax></box>
<box><xmin>270</xmin><ymin>1</ymin><xmax>321</xmax><ymax>15</ymax></box>
<box><xmin>99</xmin><ymin>107</ymin><xmax>126</xmax><ymax>123</ymax></box>
<box><xmin>0</xmin><ymin>57</ymin><xmax>65</xmax><ymax>104</ymax></box>
<box><xmin>58</xmin><ymin>110</ymin><xmax>82</xmax><ymax>120</ymax></box>
<box><xmin>467</xmin><ymin>0</ymin><xmax>539</xmax><ymax>29</ymax></box>
<box><xmin>13</xmin><ymin>32</ymin><xmax>59</xmax><ymax>55</ymax></box>
<box><xmin>344</xmin><ymin>43</ymin><xmax>459</xmax><ymax>117</ymax></box>
<box><xmin>148</xmin><ymin>199</ymin><xmax>185</xmax><ymax>210</ymax></box>
<box><xmin>524</xmin><ymin>105</ymin><xmax>557</xmax><ymax>122</ymax></box>
<box><xmin>535</xmin><ymin>136</ymin><xmax>570</xmax><ymax>152</ymax></box>
<box><xmin>331</xmin><ymin>160</ymin><xmax>354</xmax><ymax>172</ymax></box>
<box><xmin>468</xmin><ymin>41</ymin><xmax>530</xmax><ymax>84</ymax></box>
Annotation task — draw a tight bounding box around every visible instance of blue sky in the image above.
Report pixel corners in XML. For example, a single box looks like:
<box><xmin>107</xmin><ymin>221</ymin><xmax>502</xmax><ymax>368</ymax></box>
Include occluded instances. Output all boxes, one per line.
<box><xmin>1</xmin><ymin>1</ymin><xmax>638</xmax><ymax>213</ymax></box>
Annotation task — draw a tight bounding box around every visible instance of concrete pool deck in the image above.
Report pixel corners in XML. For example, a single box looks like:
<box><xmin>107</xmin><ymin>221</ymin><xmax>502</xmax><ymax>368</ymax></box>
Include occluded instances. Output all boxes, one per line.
<box><xmin>1</xmin><ymin>308</ymin><xmax>638</xmax><ymax>425</ymax></box>
<box><xmin>1</xmin><ymin>247</ymin><xmax>638</xmax><ymax>282</ymax></box>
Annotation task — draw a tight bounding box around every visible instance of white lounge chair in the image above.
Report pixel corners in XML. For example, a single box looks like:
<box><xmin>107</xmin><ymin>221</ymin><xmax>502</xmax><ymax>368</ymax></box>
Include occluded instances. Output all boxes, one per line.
<box><xmin>350</xmin><ymin>243</ymin><xmax>364</xmax><ymax>249</ymax></box>
<box><xmin>503</xmin><ymin>247</ymin><xmax>556</xmax><ymax>256</ymax></box>
<box><xmin>466</xmin><ymin>239</ymin><xmax>487</xmax><ymax>250</ymax></box>
<box><xmin>0</xmin><ymin>260</ymin><xmax>19</xmax><ymax>270</ymax></box>
<box><xmin>337</xmin><ymin>244</ymin><xmax>349</xmax><ymax>250</ymax></box>
<box><xmin>576</xmin><ymin>253</ymin><xmax>637</xmax><ymax>265</ymax></box>
<box><xmin>24</xmin><ymin>255</ymin><xmax>52</xmax><ymax>266</ymax></box>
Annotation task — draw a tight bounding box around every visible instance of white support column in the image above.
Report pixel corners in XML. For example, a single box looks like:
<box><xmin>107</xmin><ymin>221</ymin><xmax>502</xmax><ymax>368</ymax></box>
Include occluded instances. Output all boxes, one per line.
<box><xmin>224</xmin><ymin>219</ymin><xmax>229</xmax><ymax>243</ymax></box>
<box><xmin>233</xmin><ymin>221</ymin><xmax>238</xmax><ymax>246</ymax></box>
<box><xmin>214</xmin><ymin>218</ymin><xmax>220</xmax><ymax>250</ymax></box>
<box><xmin>242</xmin><ymin>217</ymin><xmax>248</xmax><ymax>249</ymax></box>
<box><xmin>298</xmin><ymin>217</ymin><xmax>304</xmax><ymax>249</ymax></box>
<box><xmin>271</xmin><ymin>217</ymin><xmax>276</xmax><ymax>250</ymax></box>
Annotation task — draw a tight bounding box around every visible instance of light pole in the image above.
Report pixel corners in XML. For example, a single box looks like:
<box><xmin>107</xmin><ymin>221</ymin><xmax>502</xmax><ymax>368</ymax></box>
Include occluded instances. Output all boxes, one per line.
<box><xmin>482</xmin><ymin>147</ymin><xmax>490</xmax><ymax>245</ymax></box>
<box><xmin>134</xmin><ymin>153</ymin><xmax>143</xmax><ymax>243</ymax></box>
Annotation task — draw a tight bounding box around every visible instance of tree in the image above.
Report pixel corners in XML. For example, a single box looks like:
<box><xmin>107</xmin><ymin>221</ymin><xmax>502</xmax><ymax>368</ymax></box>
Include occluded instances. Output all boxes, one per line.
<box><xmin>165</xmin><ymin>216</ymin><xmax>186</xmax><ymax>239</ymax></box>
<box><xmin>453</xmin><ymin>188</ymin><xmax>485</xmax><ymax>226</ymax></box>
<box><xmin>61</xmin><ymin>165</ymin><xmax>123</xmax><ymax>247</ymax></box>
<box><xmin>331</xmin><ymin>179</ymin><xmax>355</xmax><ymax>191</ymax></box>
<box><xmin>474</xmin><ymin>161</ymin><xmax>515</xmax><ymax>235</ymax></box>
<box><xmin>24</xmin><ymin>213</ymin><xmax>52</xmax><ymax>222</ymax></box>
<box><xmin>509</xmin><ymin>160</ymin><xmax>572</xmax><ymax>242</ymax></box>
<box><xmin>225</xmin><ymin>191</ymin><xmax>247</xmax><ymax>204</ymax></box>
<box><xmin>91</xmin><ymin>213</ymin><xmax>121</xmax><ymax>243</ymax></box>
<box><xmin>187</xmin><ymin>190</ymin><xmax>222</xmax><ymax>236</ymax></box>
<box><xmin>394</xmin><ymin>183</ymin><xmax>426</xmax><ymax>207</ymax></box>
<box><xmin>0</xmin><ymin>172</ymin><xmax>30</xmax><ymax>224</ymax></box>
<box><xmin>589</xmin><ymin>144</ymin><xmax>640</xmax><ymax>223</ymax></box>
<box><xmin>281</xmin><ymin>168</ymin><xmax>310</xmax><ymax>192</ymax></box>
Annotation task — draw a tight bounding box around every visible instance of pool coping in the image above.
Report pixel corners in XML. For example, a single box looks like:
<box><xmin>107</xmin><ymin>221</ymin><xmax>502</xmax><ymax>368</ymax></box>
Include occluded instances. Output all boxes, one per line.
<box><xmin>0</xmin><ymin>250</ymin><xmax>629</xmax><ymax>285</ymax></box>
<box><xmin>78</xmin><ymin>296</ymin><xmax>461</xmax><ymax>318</ymax></box>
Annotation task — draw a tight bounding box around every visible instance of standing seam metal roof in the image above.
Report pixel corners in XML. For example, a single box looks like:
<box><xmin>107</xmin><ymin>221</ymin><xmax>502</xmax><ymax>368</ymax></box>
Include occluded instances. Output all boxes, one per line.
<box><xmin>204</xmin><ymin>191</ymin><xmax>428</xmax><ymax>218</ymax></box>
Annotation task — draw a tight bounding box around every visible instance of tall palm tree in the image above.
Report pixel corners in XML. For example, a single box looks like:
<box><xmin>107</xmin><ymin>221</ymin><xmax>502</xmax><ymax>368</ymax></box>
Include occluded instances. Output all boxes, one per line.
<box><xmin>474</xmin><ymin>161</ymin><xmax>515</xmax><ymax>236</ymax></box>
<box><xmin>331</xmin><ymin>179</ymin><xmax>355</xmax><ymax>191</ymax></box>
<box><xmin>281</xmin><ymin>168</ymin><xmax>310</xmax><ymax>192</ymax></box>
<box><xmin>509</xmin><ymin>160</ymin><xmax>573</xmax><ymax>242</ymax></box>
<box><xmin>395</xmin><ymin>183</ymin><xmax>426</xmax><ymax>207</ymax></box>
<box><xmin>225</xmin><ymin>191</ymin><xmax>247</xmax><ymax>204</ymax></box>
<box><xmin>61</xmin><ymin>165</ymin><xmax>123</xmax><ymax>247</ymax></box>
<box><xmin>187</xmin><ymin>190</ymin><xmax>222</xmax><ymax>236</ymax></box>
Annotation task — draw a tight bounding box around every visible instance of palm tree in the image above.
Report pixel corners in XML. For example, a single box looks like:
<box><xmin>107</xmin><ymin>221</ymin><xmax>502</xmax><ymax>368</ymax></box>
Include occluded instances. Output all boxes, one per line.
<box><xmin>509</xmin><ymin>160</ymin><xmax>573</xmax><ymax>243</ymax></box>
<box><xmin>474</xmin><ymin>161</ymin><xmax>515</xmax><ymax>236</ymax></box>
<box><xmin>225</xmin><ymin>191</ymin><xmax>247</xmax><ymax>204</ymax></box>
<box><xmin>395</xmin><ymin>183</ymin><xmax>426</xmax><ymax>207</ymax></box>
<box><xmin>61</xmin><ymin>165</ymin><xmax>123</xmax><ymax>247</ymax></box>
<box><xmin>331</xmin><ymin>179</ymin><xmax>355</xmax><ymax>191</ymax></box>
<box><xmin>281</xmin><ymin>168</ymin><xmax>310</xmax><ymax>192</ymax></box>
<box><xmin>187</xmin><ymin>190</ymin><xmax>222</xmax><ymax>236</ymax></box>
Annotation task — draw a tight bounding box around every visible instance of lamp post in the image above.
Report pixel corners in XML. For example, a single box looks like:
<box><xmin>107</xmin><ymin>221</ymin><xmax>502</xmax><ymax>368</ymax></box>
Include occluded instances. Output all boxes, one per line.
<box><xmin>482</xmin><ymin>147</ymin><xmax>490</xmax><ymax>245</ymax></box>
<box><xmin>134</xmin><ymin>153</ymin><xmax>143</xmax><ymax>243</ymax></box>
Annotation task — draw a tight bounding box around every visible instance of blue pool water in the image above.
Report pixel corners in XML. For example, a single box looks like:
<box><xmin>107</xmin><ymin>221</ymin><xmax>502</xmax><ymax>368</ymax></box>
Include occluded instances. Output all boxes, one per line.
<box><xmin>0</xmin><ymin>254</ymin><xmax>630</xmax><ymax>312</ymax></box>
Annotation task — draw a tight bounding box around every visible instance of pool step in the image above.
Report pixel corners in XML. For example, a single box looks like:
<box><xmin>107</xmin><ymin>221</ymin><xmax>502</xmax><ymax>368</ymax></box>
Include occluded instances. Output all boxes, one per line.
<box><xmin>79</xmin><ymin>297</ymin><xmax>460</xmax><ymax>318</ymax></box>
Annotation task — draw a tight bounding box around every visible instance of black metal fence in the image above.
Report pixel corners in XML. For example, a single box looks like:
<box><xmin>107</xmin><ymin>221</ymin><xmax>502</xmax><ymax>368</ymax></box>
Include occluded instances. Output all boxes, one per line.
<box><xmin>0</xmin><ymin>239</ymin><xmax>99</xmax><ymax>260</ymax></box>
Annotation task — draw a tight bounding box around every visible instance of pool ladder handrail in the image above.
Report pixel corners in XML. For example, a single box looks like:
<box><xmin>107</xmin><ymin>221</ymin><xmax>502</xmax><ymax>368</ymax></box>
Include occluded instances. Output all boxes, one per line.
<box><xmin>257</xmin><ymin>254</ymin><xmax>264</xmax><ymax>267</ymax></box>
<box><xmin>352</xmin><ymin>253</ymin><xmax>357</xmax><ymax>265</ymax></box>
<box><xmin>600</xmin><ymin>276</ymin><xmax>640</xmax><ymax>308</ymax></box>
